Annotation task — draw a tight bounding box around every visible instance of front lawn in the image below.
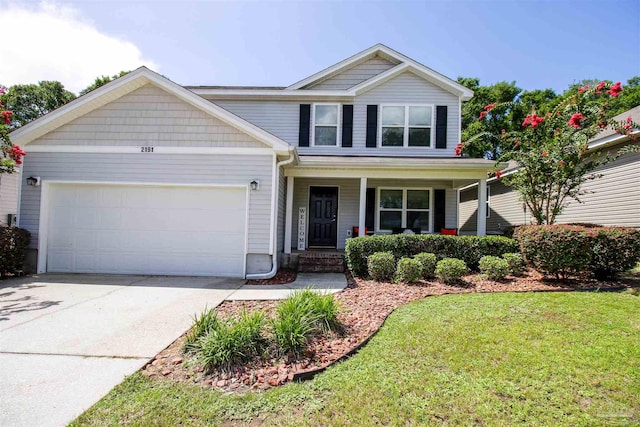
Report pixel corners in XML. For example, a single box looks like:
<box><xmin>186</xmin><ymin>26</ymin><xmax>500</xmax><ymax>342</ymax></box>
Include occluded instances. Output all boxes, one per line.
<box><xmin>72</xmin><ymin>291</ymin><xmax>640</xmax><ymax>426</ymax></box>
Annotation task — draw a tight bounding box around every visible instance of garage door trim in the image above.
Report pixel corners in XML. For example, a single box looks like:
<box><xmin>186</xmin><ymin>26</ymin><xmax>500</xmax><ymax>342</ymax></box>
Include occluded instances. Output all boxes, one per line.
<box><xmin>37</xmin><ymin>180</ymin><xmax>250</xmax><ymax>276</ymax></box>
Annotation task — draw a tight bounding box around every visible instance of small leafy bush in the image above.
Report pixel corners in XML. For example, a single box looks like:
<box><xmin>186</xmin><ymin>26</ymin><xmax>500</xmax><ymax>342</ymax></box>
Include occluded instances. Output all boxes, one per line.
<box><xmin>197</xmin><ymin>309</ymin><xmax>266</xmax><ymax>370</ymax></box>
<box><xmin>502</xmin><ymin>252</ymin><xmax>525</xmax><ymax>275</ymax></box>
<box><xmin>345</xmin><ymin>234</ymin><xmax>518</xmax><ymax>277</ymax></box>
<box><xmin>435</xmin><ymin>258</ymin><xmax>468</xmax><ymax>284</ymax></box>
<box><xmin>413</xmin><ymin>252</ymin><xmax>437</xmax><ymax>278</ymax></box>
<box><xmin>0</xmin><ymin>226</ymin><xmax>30</xmax><ymax>277</ymax></box>
<box><xmin>479</xmin><ymin>256</ymin><xmax>510</xmax><ymax>280</ymax></box>
<box><xmin>515</xmin><ymin>225</ymin><xmax>640</xmax><ymax>279</ymax></box>
<box><xmin>395</xmin><ymin>257</ymin><xmax>423</xmax><ymax>284</ymax></box>
<box><xmin>184</xmin><ymin>307</ymin><xmax>220</xmax><ymax>353</ymax></box>
<box><xmin>367</xmin><ymin>251</ymin><xmax>396</xmax><ymax>281</ymax></box>
<box><xmin>272</xmin><ymin>289</ymin><xmax>340</xmax><ymax>354</ymax></box>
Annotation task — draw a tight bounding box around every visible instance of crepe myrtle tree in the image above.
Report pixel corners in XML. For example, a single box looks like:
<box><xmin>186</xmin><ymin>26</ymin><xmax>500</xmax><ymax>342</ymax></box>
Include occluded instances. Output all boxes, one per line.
<box><xmin>0</xmin><ymin>85</ymin><xmax>25</xmax><ymax>174</ymax></box>
<box><xmin>457</xmin><ymin>81</ymin><xmax>639</xmax><ymax>225</ymax></box>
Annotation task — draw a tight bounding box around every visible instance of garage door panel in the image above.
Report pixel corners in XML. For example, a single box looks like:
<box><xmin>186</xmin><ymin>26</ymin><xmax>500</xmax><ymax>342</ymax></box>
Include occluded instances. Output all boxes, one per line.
<box><xmin>47</xmin><ymin>184</ymin><xmax>247</xmax><ymax>277</ymax></box>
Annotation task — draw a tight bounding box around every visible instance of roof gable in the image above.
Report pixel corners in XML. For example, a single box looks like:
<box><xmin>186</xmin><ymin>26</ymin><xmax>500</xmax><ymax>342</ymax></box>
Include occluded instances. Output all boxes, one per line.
<box><xmin>11</xmin><ymin>67</ymin><xmax>292</xmax><ymax>154</ymax></box>
<box><xmin>286</xmin><ymin>44</ymin><xmax>473</xmax><ymax>100</ymax></box>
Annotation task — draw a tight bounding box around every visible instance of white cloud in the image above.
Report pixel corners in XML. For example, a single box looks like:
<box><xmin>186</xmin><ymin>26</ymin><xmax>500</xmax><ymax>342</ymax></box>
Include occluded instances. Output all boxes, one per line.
<box><xmin>0</xmin><ymin>1</ymin><xmax>157</xmax><ymax>94</ymax></box>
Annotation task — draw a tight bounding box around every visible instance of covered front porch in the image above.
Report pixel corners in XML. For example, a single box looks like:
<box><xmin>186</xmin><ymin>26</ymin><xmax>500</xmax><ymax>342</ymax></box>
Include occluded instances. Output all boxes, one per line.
<box><xmin>282</xmin><ymin>156</ymin><xmax>496</xmax><ymax>254</ymax></box>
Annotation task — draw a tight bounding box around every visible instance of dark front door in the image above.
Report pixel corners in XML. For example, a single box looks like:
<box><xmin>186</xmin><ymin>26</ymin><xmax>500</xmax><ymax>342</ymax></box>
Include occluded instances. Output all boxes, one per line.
<box><xmin>309</xmin><ymin>186</ymin><xmax>338</xmax><ymax>247</ymax></box>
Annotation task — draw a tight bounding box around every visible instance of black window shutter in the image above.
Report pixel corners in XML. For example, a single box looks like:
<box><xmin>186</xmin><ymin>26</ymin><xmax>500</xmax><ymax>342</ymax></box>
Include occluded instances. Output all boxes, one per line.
<box><xmin>434</xmin><ymin>189</ymin><xmax>446</xmax><ymax>232</ymax></box>
<box><xmin>299</xmin><ymin>104</ymin><xmax>311</xmax><ymax>147</ymax></box>
<box><xmin>435</xmin><ymin>105</ymin><xmax>447</xmax><ymax>149</ymax></box>
<box><xmin>341</xmin><ymin>105</ymin><xmax>353</xmax><ymax>147</ymax></box>
<box><xmin>366</xmin><ymin>105</ymin><xmax>378</xmax><ymax>148</ymax></box>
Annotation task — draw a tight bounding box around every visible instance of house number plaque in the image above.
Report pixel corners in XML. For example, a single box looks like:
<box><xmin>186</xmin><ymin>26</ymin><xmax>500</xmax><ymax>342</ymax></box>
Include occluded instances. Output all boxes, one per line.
<box><xmin>297</xmin><ymin>207</ymin><xmax>306</xmax><ymax>250</ymax></box>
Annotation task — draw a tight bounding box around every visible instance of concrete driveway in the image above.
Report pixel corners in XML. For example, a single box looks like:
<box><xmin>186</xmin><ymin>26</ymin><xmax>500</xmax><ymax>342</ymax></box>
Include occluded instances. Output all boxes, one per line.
<box><xmin>0</xmin><ymin>274</ymin><xmax>242</xmax><ymax>427</ymax></box>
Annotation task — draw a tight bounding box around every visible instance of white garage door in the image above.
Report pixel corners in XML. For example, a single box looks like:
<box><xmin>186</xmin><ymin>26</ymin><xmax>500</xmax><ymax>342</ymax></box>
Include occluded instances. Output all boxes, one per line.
<box><xmin>45</xmin><ymin>184</ymin><xmax>247</xmax><ymax>276</ymax></box>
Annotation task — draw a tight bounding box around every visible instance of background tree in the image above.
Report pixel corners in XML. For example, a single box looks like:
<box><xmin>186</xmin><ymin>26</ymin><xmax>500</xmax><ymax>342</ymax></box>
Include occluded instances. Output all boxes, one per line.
<box><xmin>79</xmin><ymin>71</ymin><xmax>130</xmax><ymax>96</ymax></box>
<box><xmin>0</xmin><ymin>85</ymin><xmax>25</xmax><ymax>173</ymax></box>
<box><xmin>0</xmin><ymin>81</ymin><xmax>76</xmax><ymax>129</ymax></box>
<box><xmin>463</xmin><ymin>81</ymin><xmax>638</xmax><ymax>224</ymax></box>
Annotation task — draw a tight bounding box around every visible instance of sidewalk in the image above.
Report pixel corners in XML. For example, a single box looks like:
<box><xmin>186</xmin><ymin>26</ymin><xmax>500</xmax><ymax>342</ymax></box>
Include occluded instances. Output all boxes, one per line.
<box><xmin>225</xmin><ymin>272</ymin><xmax>348</xmax><ymax>301</ymax></box>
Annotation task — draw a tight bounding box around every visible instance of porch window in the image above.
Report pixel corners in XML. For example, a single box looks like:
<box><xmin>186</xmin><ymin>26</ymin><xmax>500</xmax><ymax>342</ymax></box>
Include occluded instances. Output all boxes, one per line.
<box><xmin>313</xmin><ymin>104</ymin><xmax>339</xmax><ymax>146</ymax></box>
<box><xmin>381</xmin><ymin>105</ymin><xmax>433</xmax><ymax>148</ymax></box>
<box><xmin>378</xmin><ymin>188</ymin><xmax>431</xmax><ymax>232</ymax></box>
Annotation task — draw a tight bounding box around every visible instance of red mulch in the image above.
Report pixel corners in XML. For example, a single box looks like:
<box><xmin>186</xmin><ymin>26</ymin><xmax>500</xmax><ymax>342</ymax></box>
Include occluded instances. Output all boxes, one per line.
<box><xmin>245</xmin><ymin>269</ymin><xmax>297</xmax><ymax>285</ymax></box>
<box><xmin>142</xmin><ymin>269</ymin><xmax>638</xmax><ymax>393</ymax></box>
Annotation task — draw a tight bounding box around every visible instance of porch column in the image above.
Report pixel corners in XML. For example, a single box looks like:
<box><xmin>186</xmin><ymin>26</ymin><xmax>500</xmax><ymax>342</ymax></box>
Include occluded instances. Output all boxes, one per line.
<box><xmin>358</xmin><ymin>177</ymin><xmax>367</xmax><ymax>237</ymax></box>
<box><xmin>477</xmin><ymin>179</ymin><xmax>487</xmax><ymax>236</ymax></box>
<box><xmin>284</xmin><ymin>176</ymin><xmax>294</xmax><ymax>253</ymax></box>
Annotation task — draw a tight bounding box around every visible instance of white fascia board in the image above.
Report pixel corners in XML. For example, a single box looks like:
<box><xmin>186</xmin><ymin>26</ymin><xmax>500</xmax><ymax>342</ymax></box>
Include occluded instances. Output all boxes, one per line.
<box><xmin>190</xmin><ymin>88</ymin><xmax>354</xmax><ymax>100</ymax></box>
<box><xmin>286</xmin><ymin>44</ymin><xmax>388</xmax><ymax>90</ymax></box>
<box><xmin>24</xmin><ymin>145</ymin><xmax>276</xmax><ymax>155</ymax></box>
<box><xmin>285</xmin><ymin>167</ymin><xmax>493</xmax><ymax>180</ymax></box>
<box><xmin>587</xmin><ymin>130</ymin><xmax>638</xmax><ymax>150</ymax></box>
<box><xmin>350</xmin><ymin>63</ymin><xmax>473</xmax><ymax>100</ymax></box>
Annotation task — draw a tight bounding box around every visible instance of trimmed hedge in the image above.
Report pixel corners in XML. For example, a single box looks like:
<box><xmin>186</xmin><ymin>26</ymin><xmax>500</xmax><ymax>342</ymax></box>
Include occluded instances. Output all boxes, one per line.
<box><xmin>515</xmin><ymin>225</ymin><xmax>640</xmax><ymax>279</ymax></box>
<box><xmin>395</xmin><ymin>257</ymin><xmax>423</xmax><ymax>284</ymax></box>
<box><xmin>479</xmin><ymin>256</ymin><xmax>510</xmax><ymax>280</ymax></box>
<box><xmin>435</xmin><ymin>258</ymin><xmax>468</xmax><ymax>284</ymax></box>
<box><xmin>0</xmin><ymin>226</ymin><xmax>30</xmax><ymax>278</ymax></box>
<box><xmin>413</xmin><ymin>252</ymin><xmax>437</xmax><ymax>279</ymax></box>
<box><xmin>367</xmin><ymin>252</ymin><xmax>396</xmax><ymax>282</ymax></box>
<box><xmin>345</xmin><ymin>234</ymin><xmax>518</xmax><ymax>277</ymax></box>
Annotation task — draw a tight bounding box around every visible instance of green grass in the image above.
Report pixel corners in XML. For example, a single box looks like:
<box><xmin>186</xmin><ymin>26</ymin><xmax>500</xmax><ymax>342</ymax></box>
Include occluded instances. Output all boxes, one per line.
<box><xmin>71</xmin><ymin>292</ymin><xmax>640</xmax><ymax>426</ymax></box>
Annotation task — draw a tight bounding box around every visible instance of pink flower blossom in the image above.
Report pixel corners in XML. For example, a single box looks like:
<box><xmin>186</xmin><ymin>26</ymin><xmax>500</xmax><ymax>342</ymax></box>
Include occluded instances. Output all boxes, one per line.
<box><xmin>1</xmin><ymin>110</ymin><xmax>12</xmax><ymax>125</ymax></box>
<box><xmin>541</xmin><ymin>151</ymin><xmax>548</xmax><ymax>157</ymax></box>
<box><xmin>578</xmin><ymin>85</ymin><xmax>590</xmax><ymax>93</ymax></box>
<box><xmin>479</xmin><ymin>111</ymin><xmax>487</xmax><ymax>120</ymax></box>
<box><xmin>496</xmin><ymin>171</ymin><xmax>503</xmax><ymax>179</ymax></box>
<box><xmin>0</xmin><ymin>85</ymin><xmax>7</xmax><ymax>95</ymax></box>
<box><xmin>522</xmin><ymin>114</ymin><xmax>544</xmax><ymax>129</ymax></box>
<box><xmin>484</xmin><ymin>103</ymin><xmax>498</xmax><ymax>112</ymax></box>
<box><xmin>454</xmin><ymin>142</ymin><xmax>465</xmax><ymax>156</ymax></box>
<box><xmin>568</xmin><ymin>113</ymin><xmax>584</xmax><ymax>129</ymax></box>
<box><xmin>607</xmin><ymin>82</ymin><xmax>623</xmax><ymax>97</ymax></box>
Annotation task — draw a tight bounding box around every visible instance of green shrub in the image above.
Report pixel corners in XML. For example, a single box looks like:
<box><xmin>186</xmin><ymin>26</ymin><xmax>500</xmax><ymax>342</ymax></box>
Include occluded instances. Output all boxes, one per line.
<box><xmin>0</xmin><ymin>226</ymin><xmax>30</xmax><ymax>277</ymax></box>
<box><xmin>367</xmin><ymin>251</ymin><xmax>396</xmax><ymax>281</ymax></box>
<box><xmin>272</xmin><ymin>289</ymin><xmax>340</xmax><ymax>354</ymax></box>
<box><xmin>395</xmin><ymin>257</ymin><xmax>423</xmax><ymax>284</ymax></box>
<box><xmin>345</xmin><ymin>234</ymin><xmax>518</xmax><ymax>277</ymax></box>
<box><xmin>515</xmin><ymin>225</ymin><xmax>640</xmax><ymax>279</ymax></box>
<box><xmin>413</xmin><ymin>252</ymin><xmax>437</xmax><ymax>278</ymax></box>
<box><xmin>502</xmin><ymin>252</ymin><xmax>525</xmax><ymax>275</ymax></box>
<box><xmin>479</xmin><ymin>256</ymin><xmax>510</xmax><ymax>280</ymax></box>
<box><xmin>197</xmin><ymin>309</ymin><xmax>265</xmax><ymax>370</ymax></box>
<box><xmin>435</xmin><ymin>258</ymin><xmax>468</xmax><ymax>284</ymax></box>
<box><xmin>515</xmin><ymin>225</ymin><xmax>591</xmax><ymax>279</ymax></box>
<box><xmin>589</xmin><ymin>227</ymin><xmax>640</xmax><ymax>279</ymax></box>
<box><xmin>184</xmin><ymin>308</ymin><xmax>220</xmax><ymax>353</ymax></box>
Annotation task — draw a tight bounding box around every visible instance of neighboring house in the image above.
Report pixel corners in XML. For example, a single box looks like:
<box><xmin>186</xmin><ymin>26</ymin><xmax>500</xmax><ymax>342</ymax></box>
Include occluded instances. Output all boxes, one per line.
<box><xmin>0</xmin><ymin>171</ymin><xmax>19</xmax><ymax>226</ymax></box>
<box><xmin>11</xmin><ymin>44</ymin><xmax>498</xmax><ymax>278</ymax></box>
<box><xmin>459</xmin><ymin>106</ymin><xmax>640</xmax><ymax>234</ymax></box>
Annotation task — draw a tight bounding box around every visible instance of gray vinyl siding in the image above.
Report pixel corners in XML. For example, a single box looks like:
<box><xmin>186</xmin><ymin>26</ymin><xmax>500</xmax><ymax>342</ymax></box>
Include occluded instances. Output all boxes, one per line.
<box><xmin>0</xmin><ymin>171</ymin><xmax>19</xmax><ymax>226</ymax></box>
<box><xmin>19</xmin><ymin>153</ymin><xmax>274</xmax><ymax>254</ymax></box>
<box><xmin>207</xmin><ymin>71</ymin><xmax>461</xmax><ymax>157</ymax></box>
<box><xmin>306</xmin><ymin>57</ymin><xmax>398</xmax><ymax>90</ymax></box>
<box><xmin>277</xmin><ymin>168</ymin><xmax>286</xmax><ymax>253</ymax></box>
<box><xmin>290</xmin><ymin>178</ymin><xmax>458</xmax><ymax>250</ymax></box>
<box><xmin>459</xmin><ymin>143</ymin><xmax>640</xmax><ymax>232</ymax></box>
<box><xmin>31</xmin><ymin>84</ymin><xmax>265</xmax><ymax>148</ymax></box>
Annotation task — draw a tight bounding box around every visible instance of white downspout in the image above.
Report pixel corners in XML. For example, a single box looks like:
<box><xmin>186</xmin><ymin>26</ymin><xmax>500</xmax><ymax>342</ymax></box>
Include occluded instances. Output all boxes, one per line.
<box><xmin>246</xmin><ymin>148</ymin><xmax>295</xmax><ymax>279</ymax></box>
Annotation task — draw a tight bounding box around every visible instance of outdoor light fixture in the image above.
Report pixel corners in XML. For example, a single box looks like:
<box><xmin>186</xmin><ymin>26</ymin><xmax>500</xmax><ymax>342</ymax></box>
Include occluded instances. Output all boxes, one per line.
<box><xmin>250</xmin><ymin>180</ymin><xmax>260</xmax><ymax>191</ymax></box>
<box><xmin>26</xmin><ymin>176</ymin><xmax>40</xmax><ymax>187</ymax></box>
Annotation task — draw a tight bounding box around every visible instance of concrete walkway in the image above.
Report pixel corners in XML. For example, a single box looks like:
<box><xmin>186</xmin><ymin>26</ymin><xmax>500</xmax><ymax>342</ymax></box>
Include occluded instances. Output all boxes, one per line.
<box><xmin>225</xmin><ymin>272</ymin><xmax>348</xmax><ymax>300</ymax></box>
<box><xmin>0</xmin><ymin>274</ymin><xmax>242</xmax><ymax>427</ymax></box>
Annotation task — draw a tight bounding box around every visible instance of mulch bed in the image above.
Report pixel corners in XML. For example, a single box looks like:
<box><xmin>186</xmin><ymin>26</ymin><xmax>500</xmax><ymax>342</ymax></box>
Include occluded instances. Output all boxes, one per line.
<box><xmin>142</xmin><ymin>269</ymin><xmax>638</xmax><ymax>394</ymax></box>
<box><xmin>245</xmin><ymin>268</ymin><xmax>297</xmax><ymax>285</ymax></box>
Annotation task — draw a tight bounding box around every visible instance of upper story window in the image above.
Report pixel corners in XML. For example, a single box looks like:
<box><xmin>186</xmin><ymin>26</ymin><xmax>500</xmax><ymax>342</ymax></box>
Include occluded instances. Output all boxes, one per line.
<box><xmin>313</xmin><ymin>104</ymin><xmax>340</xmax><ymax>146</ymax></box>
<box><xmin>380</xmin><ymin>105</ymin><xmax>433</xmax><ymax>148</ymax></box>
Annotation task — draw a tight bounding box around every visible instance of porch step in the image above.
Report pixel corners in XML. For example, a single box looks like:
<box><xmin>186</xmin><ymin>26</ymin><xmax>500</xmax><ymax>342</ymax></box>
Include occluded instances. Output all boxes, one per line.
<box><xmin>297</xmin><ymin>252</ymin><xmax>345</xmax><ymax>273</ymax></box>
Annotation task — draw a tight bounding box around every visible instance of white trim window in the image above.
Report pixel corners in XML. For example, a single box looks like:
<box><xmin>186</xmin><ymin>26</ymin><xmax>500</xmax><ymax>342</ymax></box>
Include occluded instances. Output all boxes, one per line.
<box><xmin>377</xmin><ymin>188</ymin><xmax>432</xmax><ymax>233</ymax></box>
<box><xmin>380</xmin><ymin>104</ymin><xmax>433</xmax><ymax>148</ymax></box>
<box><xmin>312</xmin><ymin>103</ymin><xmax>340</xmax><ymax>146</ymax></box>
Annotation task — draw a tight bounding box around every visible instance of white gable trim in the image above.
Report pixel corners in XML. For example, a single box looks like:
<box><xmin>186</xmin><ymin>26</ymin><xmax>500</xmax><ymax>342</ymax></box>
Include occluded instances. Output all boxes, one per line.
<box><xmin>10</xmin><ymin>67</ymin><xmax>293</xmax><ymax>155</ymax></box>
<box><xmin>285</xmin><ymin>44</ymin><xmax>473</xmax><ymax>100</ymax></box>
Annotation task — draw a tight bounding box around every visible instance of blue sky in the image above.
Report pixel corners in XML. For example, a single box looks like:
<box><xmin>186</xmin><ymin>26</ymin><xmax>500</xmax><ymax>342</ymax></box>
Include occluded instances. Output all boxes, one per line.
<box><xmin>2</xmin><ymin>0</ymin><xmax>639</xmax><ymax>94</ymax></box>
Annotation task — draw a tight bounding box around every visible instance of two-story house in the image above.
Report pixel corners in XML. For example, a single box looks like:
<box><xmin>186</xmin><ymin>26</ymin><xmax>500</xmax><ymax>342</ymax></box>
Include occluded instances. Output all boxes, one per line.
<box><xmin>10</xmin><ymin>44</ymin><xmax>496</xmax><ymax>278</ymax></box>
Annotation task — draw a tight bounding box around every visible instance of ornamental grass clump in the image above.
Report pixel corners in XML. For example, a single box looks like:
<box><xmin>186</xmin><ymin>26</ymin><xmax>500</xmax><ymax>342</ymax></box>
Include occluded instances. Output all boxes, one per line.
<box><xmin>367</xmin><ymin>251</ymin><xmax>396</xmax><ymax>282</ymax></box>
<box><xmin>395</xmin><ymin>257</ymin><xmax>423</xmax><ymax>284</ymax></box>
<box><xmin>435</xmin><ymin>258</ymin><xmax>468</xmax><ymax>285</ymax></box>
<box><xmin>479</xmin><ymin>256</ymin><xmax>510</xmax><ymax>281</ymax></box>
<box><xmin>196</xmin><ymin>309</ymin><xmax>266</xmax><ymax>370</ymax></box>
<box><xmin>413</xmin><ymin>252</ymin><xmax>437</xmax><ymax>278</ymax></box>
<box><xmin>502</xmin><ymin>252</ymin><xmax>525</xmax><ymax>275</ymax></box>
<box><xmin>272</xmin><ymin>289</ymin><xmax>340</xmax><ymax>354</ymax></box>
<box><xmin>184</xmin><ymin>307</ymin><xmax>220</xmax><ymax>353</ymax></box>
